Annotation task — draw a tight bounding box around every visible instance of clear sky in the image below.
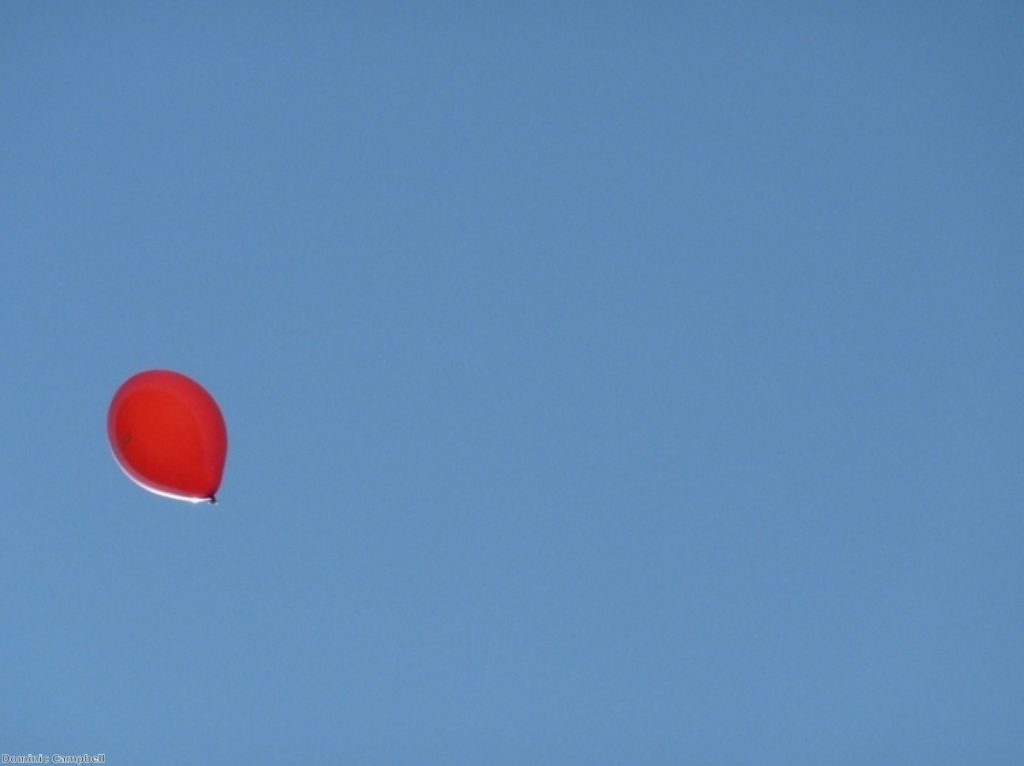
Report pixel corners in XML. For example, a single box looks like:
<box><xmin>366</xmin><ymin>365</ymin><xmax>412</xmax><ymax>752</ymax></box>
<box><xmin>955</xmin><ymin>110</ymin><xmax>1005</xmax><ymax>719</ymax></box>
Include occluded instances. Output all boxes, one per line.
<box><xmin>1</xmin><ymin>3</ymin><xmax>1021</xmax><ymax>763</ymax></box>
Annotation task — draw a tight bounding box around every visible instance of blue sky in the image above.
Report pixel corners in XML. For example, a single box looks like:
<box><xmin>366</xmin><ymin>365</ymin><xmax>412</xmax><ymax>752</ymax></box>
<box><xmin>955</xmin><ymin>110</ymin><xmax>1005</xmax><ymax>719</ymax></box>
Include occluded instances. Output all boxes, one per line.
<box><xmin>1</xmin><ymin>3</ymin><xmax>1021</xmax><ymax>763</ymax></box>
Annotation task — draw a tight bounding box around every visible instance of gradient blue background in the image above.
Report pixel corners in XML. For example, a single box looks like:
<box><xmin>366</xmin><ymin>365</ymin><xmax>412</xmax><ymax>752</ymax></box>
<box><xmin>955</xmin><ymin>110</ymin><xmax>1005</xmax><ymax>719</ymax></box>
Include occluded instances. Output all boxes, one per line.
<box><xmin>1</xmin><ymin>3</ymin><xmax>1021</xmax><ymax>763</ymax></box>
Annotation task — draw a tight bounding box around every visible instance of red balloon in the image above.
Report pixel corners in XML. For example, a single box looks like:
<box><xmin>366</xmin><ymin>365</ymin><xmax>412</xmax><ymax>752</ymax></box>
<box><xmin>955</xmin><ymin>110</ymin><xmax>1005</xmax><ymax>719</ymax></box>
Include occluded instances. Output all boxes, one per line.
<box><xmin>108</xmin><ymin>370</ymin><xmax>227</xmax><ymax>504</ymax></box>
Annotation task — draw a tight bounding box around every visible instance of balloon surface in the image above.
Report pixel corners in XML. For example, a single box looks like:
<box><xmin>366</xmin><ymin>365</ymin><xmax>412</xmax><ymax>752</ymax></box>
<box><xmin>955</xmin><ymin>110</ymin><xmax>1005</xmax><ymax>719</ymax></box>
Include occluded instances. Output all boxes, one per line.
<box><xmin>108</xmin><ymin>370</ymin><xmax>227</xmax><ymax>503</ymax></box>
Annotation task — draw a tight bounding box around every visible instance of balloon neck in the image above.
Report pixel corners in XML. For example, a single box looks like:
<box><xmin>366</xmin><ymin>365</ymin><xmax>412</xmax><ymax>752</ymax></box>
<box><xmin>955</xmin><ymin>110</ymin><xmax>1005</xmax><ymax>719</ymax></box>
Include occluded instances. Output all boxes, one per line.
<box><xmin>208</xmin><ymin>495</ymin><xmax>218</xmax><ymax>505</ymax></box>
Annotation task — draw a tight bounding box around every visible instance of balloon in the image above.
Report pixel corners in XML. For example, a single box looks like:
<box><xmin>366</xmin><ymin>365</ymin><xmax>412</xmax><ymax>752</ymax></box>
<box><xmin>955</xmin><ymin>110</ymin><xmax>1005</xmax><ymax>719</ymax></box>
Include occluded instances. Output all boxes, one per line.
<box><xmin>108</xmin><ymin>370</ymin><xmax>227</xmax><ymax>504</ymax></box>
